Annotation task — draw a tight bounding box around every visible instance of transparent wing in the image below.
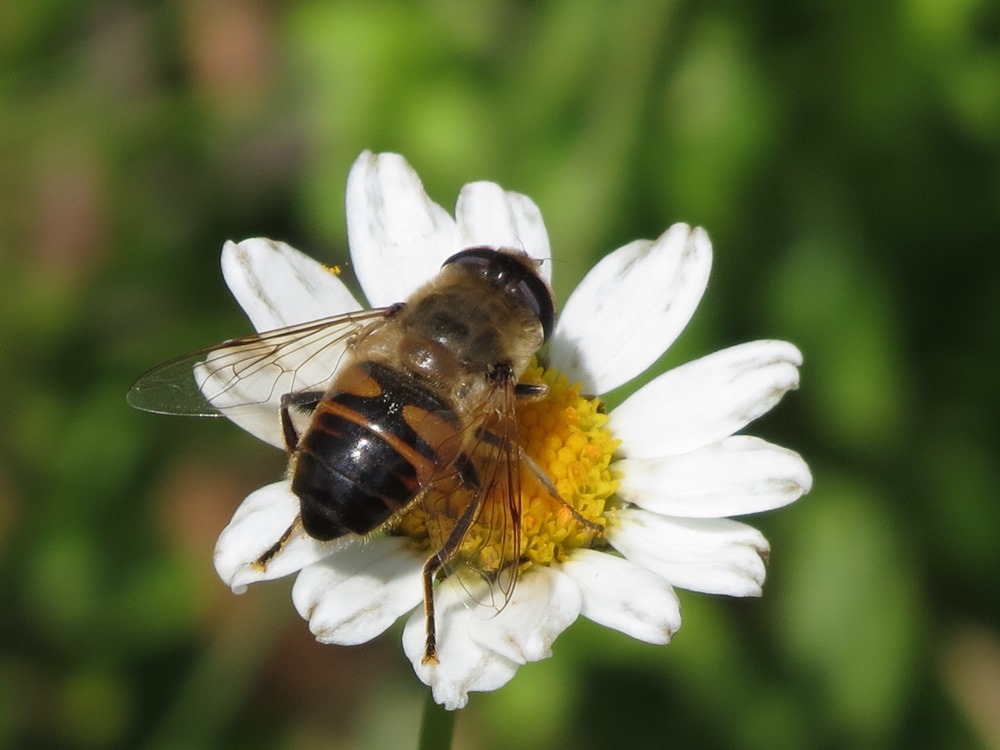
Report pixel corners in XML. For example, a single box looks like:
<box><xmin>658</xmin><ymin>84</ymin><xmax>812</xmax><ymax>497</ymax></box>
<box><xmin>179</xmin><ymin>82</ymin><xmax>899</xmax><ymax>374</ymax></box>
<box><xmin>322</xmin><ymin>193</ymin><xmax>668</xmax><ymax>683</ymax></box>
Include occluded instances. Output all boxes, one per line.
<box><xmin>465</xmin><ymin>380</ymin><xmax>523</xmax><ymax>608</ymax></box>
<box><xmin>127</xmin><ymin>307</ymin><xmax>394</xmax><ymax>418</ymax></box>
<box><xmin>421</xmin><ymin>374</ymin><xmax>523</xmax><ymax>613</ymax></box>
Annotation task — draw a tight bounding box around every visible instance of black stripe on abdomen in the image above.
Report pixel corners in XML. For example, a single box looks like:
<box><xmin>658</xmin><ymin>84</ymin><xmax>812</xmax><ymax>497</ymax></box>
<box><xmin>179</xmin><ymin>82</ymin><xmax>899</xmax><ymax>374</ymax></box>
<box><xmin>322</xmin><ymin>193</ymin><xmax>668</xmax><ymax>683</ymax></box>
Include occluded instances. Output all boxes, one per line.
<box><xmin>292</xmin><ymin>360</ymin><xmax>460</xmax><ymax>540</ymax></box>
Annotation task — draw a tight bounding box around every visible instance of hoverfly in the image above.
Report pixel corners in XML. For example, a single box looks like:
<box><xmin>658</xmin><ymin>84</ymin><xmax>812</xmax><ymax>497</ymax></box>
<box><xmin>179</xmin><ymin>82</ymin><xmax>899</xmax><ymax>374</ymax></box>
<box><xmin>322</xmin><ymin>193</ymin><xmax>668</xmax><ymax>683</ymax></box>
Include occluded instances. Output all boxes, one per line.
<box><xmin>129</xmin><ymin>246</ymin><xmax>563</xmax><ymax>663</ymax></box>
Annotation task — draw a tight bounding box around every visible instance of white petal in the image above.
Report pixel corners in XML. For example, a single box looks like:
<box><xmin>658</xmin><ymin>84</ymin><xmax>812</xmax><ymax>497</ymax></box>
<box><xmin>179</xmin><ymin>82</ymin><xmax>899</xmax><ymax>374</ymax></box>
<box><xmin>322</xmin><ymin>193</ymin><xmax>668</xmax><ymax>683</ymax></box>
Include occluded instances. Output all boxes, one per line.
<box><xmin>292</xmin><ymin>537</ymin><xmax>424</xmax><ymax>645</ymax></box>
<box><xmin>615</xmin><ymin>436</ymin><xmax>812</xmax><ymax>518</ymax></box>
<box><xmin>549</xmin><ymin>224</ymin><xmax>712</xmax><ymax>394</ymax></box>
<box><xmin>213</xmin><ymin>481</ymin><xmax>355</xmax><ymax>593</ymax></box>
<box><xmin>222</xmin><ymin>238</ymin><xmax>361</xmax><ymax>331</ymax></box>
<box><xmin>402</xmin><ymin>582</ymin><xmax>519</xmax><ymax>711</ymax></box>
<box><xmin>557</xmin><ymin>548</ymin><xmax>681</xmax><ymax>644</ymax></box>
<box><xmin>610</xmin><ymin>509</ymin><xmax>770</xmax><ymax>597</ymax></box>
<box><xmin>346</xmin><ymin>151</ymin><xmax>458</xmax><ymax>306</ymax></box>
<box><xmin>468</xmin><ymin>566</ymin><xmax>581</xmax><ymax>664</ymax></box>
<box><xmin>455</xmin><ymin>182</ymin><xmax>552</xmax><ymax>285</ymax></box>
<box><xmin>610</xmin><ymin>340</ymin><xmax>803</xmax><ymax>459</ymax></box>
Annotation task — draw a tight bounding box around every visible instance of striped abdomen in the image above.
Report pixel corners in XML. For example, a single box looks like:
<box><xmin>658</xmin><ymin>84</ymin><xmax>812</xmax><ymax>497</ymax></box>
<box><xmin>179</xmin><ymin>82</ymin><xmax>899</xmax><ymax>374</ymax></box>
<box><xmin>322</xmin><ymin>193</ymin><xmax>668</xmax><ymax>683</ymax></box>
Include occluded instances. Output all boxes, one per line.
<box><xmin>292</xmin><ymin>360</ymin><xmax>462</xmax><ymax>540</ymax></box>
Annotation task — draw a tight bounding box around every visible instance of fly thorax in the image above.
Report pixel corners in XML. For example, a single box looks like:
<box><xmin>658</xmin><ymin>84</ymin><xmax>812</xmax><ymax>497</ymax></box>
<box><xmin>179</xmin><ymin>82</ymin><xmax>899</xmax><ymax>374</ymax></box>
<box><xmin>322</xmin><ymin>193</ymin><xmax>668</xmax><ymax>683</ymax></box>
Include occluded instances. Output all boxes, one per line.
<box><xmin>402</xmin><ymin>290</ymin><xmax>538</xmax><ymax>372</ymax></box>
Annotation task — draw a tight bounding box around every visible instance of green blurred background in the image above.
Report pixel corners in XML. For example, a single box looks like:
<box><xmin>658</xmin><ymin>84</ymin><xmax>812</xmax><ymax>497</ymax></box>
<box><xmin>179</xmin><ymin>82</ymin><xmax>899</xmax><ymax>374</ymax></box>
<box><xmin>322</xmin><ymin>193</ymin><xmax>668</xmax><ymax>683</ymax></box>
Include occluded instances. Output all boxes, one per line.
<box><xmin>2</xmin><ymin>1</ymin><xmax>999</xmax><ymax>748</ymax></box>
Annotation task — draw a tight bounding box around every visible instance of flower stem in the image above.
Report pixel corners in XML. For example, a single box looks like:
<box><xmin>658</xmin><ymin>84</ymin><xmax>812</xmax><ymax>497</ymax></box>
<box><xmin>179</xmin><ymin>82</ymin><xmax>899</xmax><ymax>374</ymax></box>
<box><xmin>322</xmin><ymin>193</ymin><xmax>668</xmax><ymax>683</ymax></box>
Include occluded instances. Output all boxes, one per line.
<box><xmin>418</xmin><ymin>691</ymin><xmax>456</xmax><ymax>750</ymax></box>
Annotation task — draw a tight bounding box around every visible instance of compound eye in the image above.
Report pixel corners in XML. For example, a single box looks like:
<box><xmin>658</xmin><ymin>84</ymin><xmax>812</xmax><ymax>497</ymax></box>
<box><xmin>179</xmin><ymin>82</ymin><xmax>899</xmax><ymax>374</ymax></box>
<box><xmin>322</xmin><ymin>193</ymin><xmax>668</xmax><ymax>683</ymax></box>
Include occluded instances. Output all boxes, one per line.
<box><xmin>442</xmin><ymin>247</ymin><xmax>554</xmax><ymax>342</ymax></box>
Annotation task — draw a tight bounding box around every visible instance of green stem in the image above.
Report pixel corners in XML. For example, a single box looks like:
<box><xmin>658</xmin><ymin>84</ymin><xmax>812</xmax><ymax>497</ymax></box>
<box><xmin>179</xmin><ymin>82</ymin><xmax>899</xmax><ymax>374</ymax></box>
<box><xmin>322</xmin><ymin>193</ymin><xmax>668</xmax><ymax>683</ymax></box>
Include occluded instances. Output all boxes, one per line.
<box><xmin>417</xmin><ymin>691</ymin><xmax>456</xmax><ymax>750</ymax></box>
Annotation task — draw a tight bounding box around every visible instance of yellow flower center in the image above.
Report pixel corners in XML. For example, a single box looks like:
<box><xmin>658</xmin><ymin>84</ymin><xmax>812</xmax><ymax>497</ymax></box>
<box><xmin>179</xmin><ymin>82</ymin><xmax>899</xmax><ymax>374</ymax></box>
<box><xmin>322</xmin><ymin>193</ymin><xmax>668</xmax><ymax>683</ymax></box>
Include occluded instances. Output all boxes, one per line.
<box><xmin>394</xmin><ymin>358</ymin><xmax>619</xmax><ymax>577</ymax></box>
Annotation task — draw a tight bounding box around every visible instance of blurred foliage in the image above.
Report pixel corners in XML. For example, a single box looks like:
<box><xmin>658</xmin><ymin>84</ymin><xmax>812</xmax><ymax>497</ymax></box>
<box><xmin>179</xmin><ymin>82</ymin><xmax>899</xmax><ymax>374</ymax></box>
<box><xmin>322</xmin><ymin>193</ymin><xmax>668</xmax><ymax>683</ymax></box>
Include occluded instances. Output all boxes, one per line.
<box><xmin>1</xmin><ymin>0</ymin><xmax>999</xmax><ymax>748</ymax></box>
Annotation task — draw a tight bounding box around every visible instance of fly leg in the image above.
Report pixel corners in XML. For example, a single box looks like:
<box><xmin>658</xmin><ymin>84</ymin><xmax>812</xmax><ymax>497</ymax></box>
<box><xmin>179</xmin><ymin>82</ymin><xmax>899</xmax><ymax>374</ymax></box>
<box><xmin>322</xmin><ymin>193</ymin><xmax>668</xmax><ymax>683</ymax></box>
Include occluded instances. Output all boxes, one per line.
<box><xmin>518</xmin><ymin>448</ymin><xmax>605</xmax><ymax>537</ymax></box>
<box><xmin>512</xmin><ymin>382</ymin><xmax>604</xmax><ymax>535</ymax></box>
<box><xmin>253</xmin><ymin>517</ymin><xmax>301</xmax><ymax>570</ymax></box>
<box><xmin>475</xmin><ymin>423</ymin><xmax>605</xmax><ymax>539</ymax></box>
<box><xmin>514</xmin><ymin>382</ymin><xmax>546</xmax><ymax>398</ymax></box>
<box><xmin>280</xmin><ymin>390</ymin><xmax>325</xmax><ymax>454</ymax></box>
<box><xmin>420</xmin><ymin>454</ymin><xmax>483</xmax><ymax>665</ymax></box>
<box><xmin>253</xmin><ymin>390</ymin><xmax>326</xmax><ymax>570</ymax></box>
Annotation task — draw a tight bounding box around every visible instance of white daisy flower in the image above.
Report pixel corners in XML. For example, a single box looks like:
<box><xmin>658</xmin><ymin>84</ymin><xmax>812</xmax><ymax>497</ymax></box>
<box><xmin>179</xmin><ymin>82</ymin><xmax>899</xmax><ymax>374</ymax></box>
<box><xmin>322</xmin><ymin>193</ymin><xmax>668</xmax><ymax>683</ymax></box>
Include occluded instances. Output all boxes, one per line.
<box><xmin>210</xmin><ymin>151</ymin><xmax>812</xmax><ymax>710</ymax></box>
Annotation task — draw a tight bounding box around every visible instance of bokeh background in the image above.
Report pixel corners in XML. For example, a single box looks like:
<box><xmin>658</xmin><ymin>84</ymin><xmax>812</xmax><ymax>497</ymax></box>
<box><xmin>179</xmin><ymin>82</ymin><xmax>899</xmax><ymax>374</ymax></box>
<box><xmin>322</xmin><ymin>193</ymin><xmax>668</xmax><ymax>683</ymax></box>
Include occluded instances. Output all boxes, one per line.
<box><xmin>2</xmin><ymin>1</ymin><xmax>999</xmax><ymax>748</ymax></box>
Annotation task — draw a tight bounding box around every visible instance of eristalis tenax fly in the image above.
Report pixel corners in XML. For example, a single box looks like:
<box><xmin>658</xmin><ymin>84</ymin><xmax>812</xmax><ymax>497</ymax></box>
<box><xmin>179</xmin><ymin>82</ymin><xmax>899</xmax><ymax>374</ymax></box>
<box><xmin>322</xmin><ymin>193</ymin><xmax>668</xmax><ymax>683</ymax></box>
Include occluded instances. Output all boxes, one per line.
<box><xmin>129</xmin><ymin>245</ymin><xmax>598</xmax><ymax>663</ymax></box>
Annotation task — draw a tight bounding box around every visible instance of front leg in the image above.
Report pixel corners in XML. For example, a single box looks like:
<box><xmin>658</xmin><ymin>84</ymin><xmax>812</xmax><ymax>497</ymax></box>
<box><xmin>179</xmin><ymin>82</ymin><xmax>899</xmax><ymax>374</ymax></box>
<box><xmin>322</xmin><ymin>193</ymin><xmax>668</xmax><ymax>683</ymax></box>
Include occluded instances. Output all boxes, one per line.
<box><xmin>514</xmin><ymin>382</ymin><xmax>547</xmax><ymax>398</ymax></box>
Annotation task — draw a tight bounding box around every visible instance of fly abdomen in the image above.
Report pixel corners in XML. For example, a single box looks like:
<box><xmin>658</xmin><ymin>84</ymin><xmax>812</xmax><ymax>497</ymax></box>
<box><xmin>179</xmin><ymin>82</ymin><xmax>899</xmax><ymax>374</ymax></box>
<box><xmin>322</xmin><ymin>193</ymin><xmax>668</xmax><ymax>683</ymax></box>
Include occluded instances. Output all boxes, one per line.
<box><xmin>292</xmin><ymin>360</ymin><xmax>461</xmax><ymax>540</ymax></box>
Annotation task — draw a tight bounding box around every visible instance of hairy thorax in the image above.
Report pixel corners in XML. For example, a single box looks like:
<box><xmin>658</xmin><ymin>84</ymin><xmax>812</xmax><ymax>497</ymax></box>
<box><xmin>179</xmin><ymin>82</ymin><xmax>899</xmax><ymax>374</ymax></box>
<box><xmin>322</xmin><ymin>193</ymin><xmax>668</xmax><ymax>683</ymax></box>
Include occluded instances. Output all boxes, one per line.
<box><xmin>384</xmin><ymin>276</ymin><xmax>544</xmax><ymax>408</ymax></box>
